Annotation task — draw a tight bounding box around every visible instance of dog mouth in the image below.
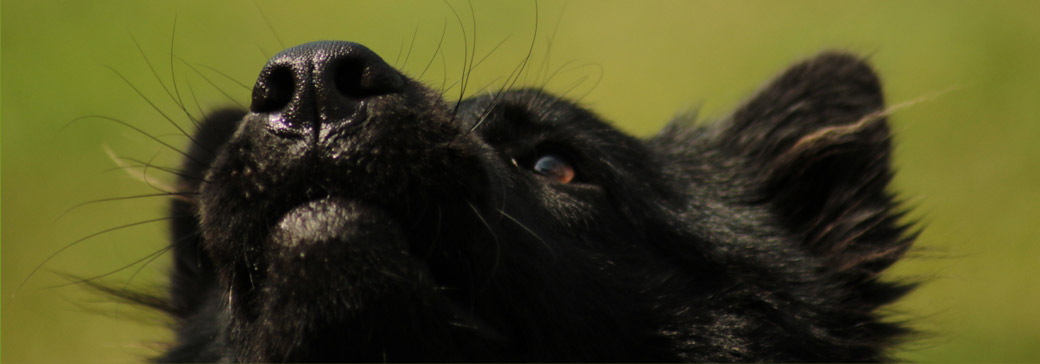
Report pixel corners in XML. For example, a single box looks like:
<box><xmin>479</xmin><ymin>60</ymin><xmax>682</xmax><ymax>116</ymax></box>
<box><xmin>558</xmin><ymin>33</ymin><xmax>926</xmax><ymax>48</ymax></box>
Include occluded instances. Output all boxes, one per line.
<box><xmin>257</xmin><ymin>196</ymin><xmax>508</xmax><ymax>342</ymax></box>
<box><xmin>267</xmin><ymin>197</ymin><xmax>401</xmax><ymax>253</ymax></box>
<box><xmin>262</xmin><ymin>196</ymin><xmax>417</xmax><ymax>295</ymax></box>
<box><xmin>261</xmin><ymin>196</ymin><xmax>443</xmax><ymax>296</ymax></box>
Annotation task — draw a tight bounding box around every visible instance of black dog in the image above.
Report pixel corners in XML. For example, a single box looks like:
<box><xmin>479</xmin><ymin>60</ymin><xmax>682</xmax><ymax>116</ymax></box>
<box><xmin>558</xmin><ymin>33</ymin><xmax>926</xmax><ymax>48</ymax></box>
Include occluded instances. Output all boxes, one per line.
<box><xmin>150</xmin><ymin>41</ymin><xmax>915</xmax><ymax>362</ymax></box>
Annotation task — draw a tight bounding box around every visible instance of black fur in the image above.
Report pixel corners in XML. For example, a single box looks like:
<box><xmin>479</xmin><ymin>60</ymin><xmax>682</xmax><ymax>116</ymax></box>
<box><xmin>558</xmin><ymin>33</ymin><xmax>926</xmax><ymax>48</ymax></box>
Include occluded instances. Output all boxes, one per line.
<box><xmin>153</xmin><ymin>41</ymin><xmax>914</xmax><ymax>362</ymax></box>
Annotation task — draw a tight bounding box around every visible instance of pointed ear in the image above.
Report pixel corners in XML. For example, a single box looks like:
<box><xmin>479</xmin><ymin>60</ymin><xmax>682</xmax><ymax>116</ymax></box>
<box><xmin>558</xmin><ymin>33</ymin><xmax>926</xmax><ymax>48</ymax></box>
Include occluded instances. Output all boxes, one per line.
<box><xmin>721</xmin><ymin>52</ymin><xmax>910</xmax><ymax>275</ymax></box>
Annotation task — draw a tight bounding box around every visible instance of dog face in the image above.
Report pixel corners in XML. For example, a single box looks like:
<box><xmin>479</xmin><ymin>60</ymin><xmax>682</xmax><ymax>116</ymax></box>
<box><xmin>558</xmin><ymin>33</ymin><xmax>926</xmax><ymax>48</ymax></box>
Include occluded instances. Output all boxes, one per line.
<box><xmin>160</xmin><ymin>41</ymin><xmax>913</xmax><ymax>362</ymax></box>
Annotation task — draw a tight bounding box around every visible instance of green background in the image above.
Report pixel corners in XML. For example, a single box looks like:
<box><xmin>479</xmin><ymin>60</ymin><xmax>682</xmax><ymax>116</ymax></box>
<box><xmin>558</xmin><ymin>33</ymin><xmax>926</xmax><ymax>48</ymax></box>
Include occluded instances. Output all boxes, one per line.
<box><xmin>3</xmin><ymin>1</ymin><xmax>1038</xmax><ymax>362</ymax></box>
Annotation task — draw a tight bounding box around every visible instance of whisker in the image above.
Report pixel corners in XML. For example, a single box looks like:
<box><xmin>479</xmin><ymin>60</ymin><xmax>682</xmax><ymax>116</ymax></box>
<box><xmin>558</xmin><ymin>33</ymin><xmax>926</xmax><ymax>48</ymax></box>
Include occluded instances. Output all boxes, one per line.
<box><xmin>441</xmin><ymin>0</ymin><xmax>472</xmax><ymax>122</ymax></box>
<box><xmin>103</xmin><ymin>65</ymin><xmax>212</xmax><ymax>156</ymax></box>
<box><xmin>252</xmin><ymin>0</ymin><xmax>286</xmax><ymax>50</ymax></box>
<box><xmin>129</xmin><ymin>33</ymin><xmax>182</xmax><ymax>114</ymax></box>
<box><xmin>393</xmin><ymin>36</ymin><xmax>405</xmax><ymax>66</ymax></box>
<box><xmin>470</xmin><ymin>35</ymin><xmax>511</xmax><ymax>71</ymax></box>
<box><xmin>496</xmin><ymin>208</ymin><xmax>557</xmax><ymax>263</ymax></box>
<box><xmin>55</xmin><ymin>192</ymin><xmax>195</xmax><ymax>222</ymax></box>
<box><xmin>466</xmin><ymin>202</ymin><xmax>501</xmax><ymax>294</ymax></box>
<box><xmin>417</xmin><ymin>21</ymin><xmax>449</xmax><ymax>81</ymax></box>
<box><xmin>466</xmin><ymin>2</ymin><xmax>539</xmax><ymax>135</ymax></box>
<box><xmin>122</xmin><ymin>244</ymin><xmax>176</xmax><ymax>290</ymax></box>
<box><xmin>103</xmin><ymin>147</ymin><xmax>180</xmax><ymax>193</ymax></box>
<box><xmin>180</xmin><ymin>77</ymin><xmax>205</xmax><ymax>129</ymax></box>
<box><xmin>17</xmin><ymin>216</ymin><xmax>177</xmax><ymax>294</ymax></box>
<box><xmin>102</xmin><ymin>154</ymin><xmax>206</xmax><ymax>184</ymax></box>
<box><xmin>61</xmin><ymin>116</ymin><xmax>204</xmax><ymax>169</ymax></box>
<box><xmin>535</xmin><ymin>4</ymin><xmax>566</xmax><ymax>86</ymax></box>
<box><xmin>175</xmin><ymin>59</ymin><xmax>248</xmax><ymax>110</ymax></box>
<box><xmin>48</xmin><ymin>245</ymin><xmax>173</xmax><ymax>290</ymax></box>
<box><xmin>401</xmin><ymin>24</ymin><xmax>420</xmax><ymax>70</ymax></box>
<box><xmin>196</xmin><ymin>63</ymin><xmax>253</xmax><ymax>91</ymax></box>
<box><xmin>168</xmin><ymin>17</ymin><xmax>186</xmax><ymax>116</ymax></box>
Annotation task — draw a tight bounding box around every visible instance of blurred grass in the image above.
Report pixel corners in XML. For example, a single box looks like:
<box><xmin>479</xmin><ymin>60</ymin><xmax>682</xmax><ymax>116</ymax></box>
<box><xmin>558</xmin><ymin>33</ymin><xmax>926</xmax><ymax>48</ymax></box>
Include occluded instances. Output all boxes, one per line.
<box><xmin>2</xmin><ymin>0</ymin><xmax>1039</xmax><ymax>362</ymax></box>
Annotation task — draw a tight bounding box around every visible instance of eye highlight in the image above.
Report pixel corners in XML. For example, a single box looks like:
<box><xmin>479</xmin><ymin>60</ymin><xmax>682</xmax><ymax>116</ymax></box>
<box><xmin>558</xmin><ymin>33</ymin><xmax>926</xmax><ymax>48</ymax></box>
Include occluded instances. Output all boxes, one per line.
<box><xmin>532</xmin><ymin>154</ymin><xmax>576</xmax><ymax>184</ymax></box>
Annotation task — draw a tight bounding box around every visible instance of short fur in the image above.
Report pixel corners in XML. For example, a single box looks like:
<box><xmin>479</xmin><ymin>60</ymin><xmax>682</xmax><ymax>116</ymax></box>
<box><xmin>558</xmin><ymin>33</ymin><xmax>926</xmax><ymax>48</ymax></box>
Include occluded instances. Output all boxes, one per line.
<box><xmin>151</xmin><ymin>41</ymin><xmax>914</xmax><ymax>362</ymax></box>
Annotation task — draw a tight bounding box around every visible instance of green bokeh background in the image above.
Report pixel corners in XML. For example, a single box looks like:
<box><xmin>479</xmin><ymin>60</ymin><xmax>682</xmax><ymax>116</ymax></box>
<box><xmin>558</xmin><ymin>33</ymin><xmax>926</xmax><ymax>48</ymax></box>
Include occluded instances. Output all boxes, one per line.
<box><xmin>3</xmin><ymin>1</ymin><xmax>1038</xmax><ymax>362</ymax></box>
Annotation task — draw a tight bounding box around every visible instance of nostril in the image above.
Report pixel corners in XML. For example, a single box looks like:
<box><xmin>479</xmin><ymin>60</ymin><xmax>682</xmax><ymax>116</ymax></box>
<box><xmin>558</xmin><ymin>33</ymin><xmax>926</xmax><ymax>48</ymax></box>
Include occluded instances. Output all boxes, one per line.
<box><xmin>249</xmin><ymin>41</ymin><xmax>406</xmax><ymax>133</ymax></box>
<box><xmin>332</xmin><ymin>58</ymin><xmax>367</xmax><ymax>99</ymax></box>
<box><xmin>251</xmin><ymin>66</ymin><xmax>295</xmax><ymax>113</ymax></box>
<box><xmin>330</xmin><ymin>57</ymin><xmax>405</xmax><ymax>99</ymax></box>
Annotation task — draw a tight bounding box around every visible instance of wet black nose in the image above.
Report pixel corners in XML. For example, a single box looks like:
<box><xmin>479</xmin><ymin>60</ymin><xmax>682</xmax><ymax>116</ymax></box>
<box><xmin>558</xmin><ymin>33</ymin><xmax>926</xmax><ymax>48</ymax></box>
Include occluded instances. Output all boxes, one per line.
<box><xmin>250</xmin><ymin>41</ymin><xmax>404</xmax><ymax>133</ymax></box>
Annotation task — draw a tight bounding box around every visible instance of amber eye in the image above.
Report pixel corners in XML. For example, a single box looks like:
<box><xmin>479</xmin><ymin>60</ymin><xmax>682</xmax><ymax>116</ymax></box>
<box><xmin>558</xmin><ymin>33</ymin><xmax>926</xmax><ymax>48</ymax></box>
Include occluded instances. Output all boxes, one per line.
<box><xmin>532</xmin><ymin>154</ymin><xmax>576</xmax><ymax>184</ymax></box>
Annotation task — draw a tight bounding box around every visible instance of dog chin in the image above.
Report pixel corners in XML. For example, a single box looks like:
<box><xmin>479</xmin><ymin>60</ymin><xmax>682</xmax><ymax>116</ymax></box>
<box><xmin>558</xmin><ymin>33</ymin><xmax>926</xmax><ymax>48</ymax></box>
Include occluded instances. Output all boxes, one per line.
<box><xmin>263</xmin><ymin>197</ymin><xmax>415</xmax><ymax>301</ymax></box>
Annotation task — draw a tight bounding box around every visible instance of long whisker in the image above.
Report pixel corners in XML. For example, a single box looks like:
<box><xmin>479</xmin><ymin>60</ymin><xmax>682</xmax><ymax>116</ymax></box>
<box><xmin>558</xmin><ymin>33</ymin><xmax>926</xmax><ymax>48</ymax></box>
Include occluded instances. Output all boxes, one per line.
<box><xmin>103</xmin><ymin>152</ymin><xmax>206</xmax><ymax>184</ymax></box>
<box><xmin>49</xmin><ymin>245</ymin><xmax>173</xmax><ymax>289</ymax></box>
<box><xmin>417</xmin><ymin>22</ymin><xmax>449</xmax><ymax>81</ymax></box>
<box><xmin>55</xmin><ymin>192</ymin><xmax>194</xmax><ymax>222</ymax></box>
<box><xmin>496</xmin><ymin>209</ymin><xmax>557</xmax><ymax>263</ymax></box>
<box><xmin>103</xmin><ymin>147</ymin><xmax>181</xmax><ymax>193</ymax></box>
<box><xmin>16</xmin><ymin>216</ymin><xmax>177</xmax><ymax>294</ymax></box>
<box><xmin>466</xmin><ymin>1</ymin><xmax>539</xmax><ymax>135</ymax></box>
<box><xmin>466</xmin><ymin>202</ymin><xmax>501</xmax><ymax>294</ymax></box>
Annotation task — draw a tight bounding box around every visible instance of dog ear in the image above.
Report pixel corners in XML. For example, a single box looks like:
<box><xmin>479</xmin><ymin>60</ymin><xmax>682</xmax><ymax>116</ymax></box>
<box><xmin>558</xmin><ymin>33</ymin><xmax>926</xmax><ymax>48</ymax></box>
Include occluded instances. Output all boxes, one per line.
<box><xmin>719</xmin><ymin>52</ymin><xmax>912</xmax><ymax>277</ymax></box>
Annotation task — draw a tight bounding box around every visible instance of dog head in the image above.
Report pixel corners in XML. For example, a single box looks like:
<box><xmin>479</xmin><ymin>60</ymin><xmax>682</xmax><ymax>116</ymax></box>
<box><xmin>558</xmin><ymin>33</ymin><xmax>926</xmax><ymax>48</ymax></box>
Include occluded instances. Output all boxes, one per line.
<box><xmin>161</xmin><ymin>41</ymin><xmax>913</xmax><ymax>362</ymax></box>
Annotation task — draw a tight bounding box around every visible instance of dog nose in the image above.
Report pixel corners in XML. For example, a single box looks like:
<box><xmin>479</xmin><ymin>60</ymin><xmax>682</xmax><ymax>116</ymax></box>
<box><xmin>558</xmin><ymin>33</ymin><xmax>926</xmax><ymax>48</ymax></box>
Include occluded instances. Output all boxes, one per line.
<box><xmin>250</xmin><ymin>41</ymin><xmax>404</xmax><ymax>133</ymax></box>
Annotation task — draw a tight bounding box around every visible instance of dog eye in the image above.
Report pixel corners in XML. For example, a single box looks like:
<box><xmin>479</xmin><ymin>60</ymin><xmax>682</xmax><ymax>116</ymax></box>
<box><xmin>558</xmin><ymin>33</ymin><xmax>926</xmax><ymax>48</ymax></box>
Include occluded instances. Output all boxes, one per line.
<box><xmin>532</xmin><ymin>154</ymin><xmax>576</xmax><ymax>184</ymax></box>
